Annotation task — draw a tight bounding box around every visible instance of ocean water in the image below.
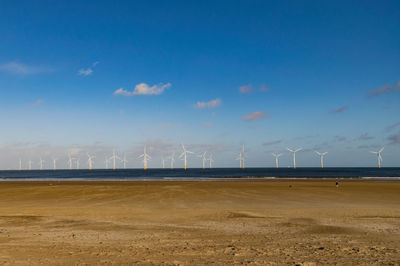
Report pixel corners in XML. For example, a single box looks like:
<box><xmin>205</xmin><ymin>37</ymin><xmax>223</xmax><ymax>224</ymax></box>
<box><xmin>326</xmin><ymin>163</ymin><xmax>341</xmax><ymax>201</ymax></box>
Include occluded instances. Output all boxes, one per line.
<box><xmin>0</xmin><ymin>167</ymin><xmax>399</xmax><ymax>181</ymax></box>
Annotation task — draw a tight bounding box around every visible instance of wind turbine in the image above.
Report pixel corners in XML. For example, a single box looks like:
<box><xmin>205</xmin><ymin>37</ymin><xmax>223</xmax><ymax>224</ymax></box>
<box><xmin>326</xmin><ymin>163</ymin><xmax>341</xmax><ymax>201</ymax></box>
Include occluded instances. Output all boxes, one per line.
<box><xmin>315</xmin><ymin>151</ymin><xmax>328</xmax><ymax>168</ymax></box>
<box><xmin>76</xmin><ymin>158</ymin><xmax>80</xmax><ymax>169</ymax></box>
<box><xmin>138</xmin><ymin>145</ymin><xmax>151</xmax><ymax>170</ymax></box>
<box><xmin>109</xmin><ymin>149</ymin><xmax>121</xmax><ymax>170</ymax></box>
<box><xmin>18</xmin><ymin>159</ymin><xmax>22</xmax><ymax>170</ymax></box>
<box><xmin>169</xmin><ymin>152</ymin><xmax>175</xmax><ymax>169</ymax></box>
<box><xmin>87</xmin><ymin>153</ymin><xmax>95</xmax><ymax>170</ymax></box>
<box><xmin>121</xmin><ymin>154</ymin><xmax>128</xmax><ymax>169</ymax></box>
<box><xmin>39</xmin><ymin>157</ymin><xmax>45</xmax><ymax>170</ymax></box>
<box><xmin>28</xmin><ymin>159</ymin><xmax>32</xmax><ymax>170</ymax></box>
<box><xmin>271</xmin><ymin>153</ymin><xmax>282</xmax><ymax>168</ymax></box>
<box><xmin>52</xmin><ymin>158</ymin><xmax>57</xmax><ymax>170</ymax></box>
<box><xmin>199</xmin><ymin>152</ymin><xmax>207</xmax><ymax>169</ymax></box>
<box><xmin>370</xmin><ymin>147</ymin><xmax>384</xmax><ymax>168</ymax></box>
<box><xmin>287</xmin><ymin>148</ymin><xmax>302</xmax><ymax>169</ymax></box>
<box><xmin>67</xmin><ymin>154</ymin><xmax>74</xmax><ymax>170</ymax></box>
<box><xmin>179</xmin><ymin>144</ymin><xmax>194</xmax><ymax>170</ymax></box>
<box><xmin>208</xmin><ymin>154</ymin><xmax>214</xmax><ymax>168</ymax></box>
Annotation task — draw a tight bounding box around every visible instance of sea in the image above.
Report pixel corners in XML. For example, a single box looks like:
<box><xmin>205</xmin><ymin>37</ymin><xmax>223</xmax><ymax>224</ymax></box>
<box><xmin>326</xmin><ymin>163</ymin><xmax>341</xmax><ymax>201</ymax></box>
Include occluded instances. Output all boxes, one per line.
<box><xmin>0</xmin><ymin>167</ymin><xmax>399</xmax><ymax>181</ymax></box>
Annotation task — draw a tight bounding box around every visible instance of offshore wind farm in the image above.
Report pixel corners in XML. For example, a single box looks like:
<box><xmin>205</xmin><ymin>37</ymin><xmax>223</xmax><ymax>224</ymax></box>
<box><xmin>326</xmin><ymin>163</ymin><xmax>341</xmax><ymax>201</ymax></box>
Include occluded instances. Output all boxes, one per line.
<box><xmin>0</xmin><ymin>1</ymin><xmax>400</xmax><ymax>265</ymax></box>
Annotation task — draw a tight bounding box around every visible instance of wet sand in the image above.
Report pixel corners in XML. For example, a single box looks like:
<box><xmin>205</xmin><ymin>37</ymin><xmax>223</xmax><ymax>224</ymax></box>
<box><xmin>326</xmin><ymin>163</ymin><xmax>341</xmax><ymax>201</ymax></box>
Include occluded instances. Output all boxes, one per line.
<box><xmin>0</xmin><ymin>180</ymin><xmax>399</xmax><ymax>265</ymax></box>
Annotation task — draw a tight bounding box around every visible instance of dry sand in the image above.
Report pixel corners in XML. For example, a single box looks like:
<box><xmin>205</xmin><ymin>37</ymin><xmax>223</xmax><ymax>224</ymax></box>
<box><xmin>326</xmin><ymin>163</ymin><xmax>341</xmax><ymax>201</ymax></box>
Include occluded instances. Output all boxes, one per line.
<box><xmin>0</xmin><ymin>180</ymin><xmax>399</xmax><ymax>265</ymax></box>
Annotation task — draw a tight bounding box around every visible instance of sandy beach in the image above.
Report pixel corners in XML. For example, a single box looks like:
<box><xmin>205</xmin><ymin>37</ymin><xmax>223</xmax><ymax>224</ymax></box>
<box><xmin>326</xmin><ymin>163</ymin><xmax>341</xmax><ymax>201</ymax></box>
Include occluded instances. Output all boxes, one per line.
<box><xmin>0</xmin><ymin>180</ymin><xmax>399</xmax><ymax>265</ymax></box>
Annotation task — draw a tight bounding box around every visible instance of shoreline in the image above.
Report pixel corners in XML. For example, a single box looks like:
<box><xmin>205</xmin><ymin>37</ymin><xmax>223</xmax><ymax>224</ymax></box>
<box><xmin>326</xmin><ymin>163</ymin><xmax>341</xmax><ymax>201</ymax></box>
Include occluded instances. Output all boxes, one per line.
<box><xmin>1</xmin><ymin>177</ymin><xmax>400</xmax><ymax>182</ymax></box>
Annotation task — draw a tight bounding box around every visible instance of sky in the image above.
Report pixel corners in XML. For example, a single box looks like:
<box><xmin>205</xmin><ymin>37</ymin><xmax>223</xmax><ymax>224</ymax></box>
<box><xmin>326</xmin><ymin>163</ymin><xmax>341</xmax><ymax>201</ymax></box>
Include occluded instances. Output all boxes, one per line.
<box><xmin>0</xmin><ymin>0</ymin><xmax>399</xmax><ymax>169</ymax></box>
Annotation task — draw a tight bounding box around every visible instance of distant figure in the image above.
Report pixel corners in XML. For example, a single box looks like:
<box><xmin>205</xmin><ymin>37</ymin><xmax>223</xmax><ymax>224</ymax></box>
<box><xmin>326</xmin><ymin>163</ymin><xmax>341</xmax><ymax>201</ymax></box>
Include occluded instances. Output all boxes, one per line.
<box><xmin>336</xmin><ymin>181</ymin><xmax>339</xmax><ymax>188</ymax></box>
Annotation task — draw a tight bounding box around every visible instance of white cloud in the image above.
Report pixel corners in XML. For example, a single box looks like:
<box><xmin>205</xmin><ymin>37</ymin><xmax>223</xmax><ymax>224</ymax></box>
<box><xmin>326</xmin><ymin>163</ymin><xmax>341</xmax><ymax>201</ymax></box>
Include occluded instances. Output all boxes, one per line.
<box><xmin>242</xmin><ymin>111</ymin><xmax>268</xmax><ymax>121</ymax></box>
<box><xmin>239</xmin><ymin>84</ymin><xmax>252</xmax><ymax>94</ymax></box>
<box><xmin>195</xmin><ymin>98</ymin><xmax>221</xmax><ymax>109</ymax></box>
<box><xmin>78</xmin><ymin>61</ymin><xmax>99</xmax><ymax>76</ymax></box>
<box><xmin>0</xmin><ymin>62</ymin><xmax>49</xmax><ymax>75</ymax></box>
<box><xmin>114</xmin><ymin>83</ymin><xmax>171</xmax><ymax>96</ymax></box>
<box><xmin>78</xmin><ymin>68</ymin><xmax>93</xmax><ymax>76</ymax></box>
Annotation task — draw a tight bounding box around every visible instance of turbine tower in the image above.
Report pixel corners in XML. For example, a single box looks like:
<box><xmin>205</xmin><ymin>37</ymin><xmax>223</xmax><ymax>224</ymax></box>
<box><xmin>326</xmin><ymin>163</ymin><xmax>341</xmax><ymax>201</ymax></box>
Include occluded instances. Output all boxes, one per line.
<box><xmin>121</xmin><ymin>154</ymin><xmax>128</xmax><ymax>169</ymax></box>
<box><xmin>18</xmin><ymin>159</ymin><xmax>22</xmax><ymax>170</ymax></box>
<box><xmin>28</xmin><ymin>159</ymin><xmax>32</xmax><ymax>170</ymax></box>
<box><xmin>67</xmin><ymin>154</ymin><xmax>74</xmax><ymax>170</ymax></box>
<box><xmin>39</xmin><ymin>157</ymin><xmax>45</xmax><ymax>170</ymax></box>
<box><xmin>109</xmin><ymin>149</ymin><xmax>121</xmax><ymax>170</ymax></box>
<box><xmin>138</xmin><ymin>145</ymin><xmax>151</xmax><ymax>170</ymax></box>
<box><xmin>169</xmin><ymin>152</ymin><xmax>175</xmax><ymax>169</ymax></box>
<box><xmin>199</xmin><ymin>152</ymin><xmax>207</xmax><ymax>169</ymax></box>
<box><xmin>76</xmin><ymin>158</ymin><xmax>80</xmax><ymax>170</ymax></box>
<box><xmin>370</xmin><ymin>147</ymin><xmax>384</xmax><ymax>168</ymax></box>
<box><xmin>161</xmin><ymin>157</ymin><xmax>165</xmax><ymax>169</ymax></box>
<box><xmin>52</xmin><ymin>158</ymin><xmax>57</xmax><ymax>170</ymax></box>
<box><xmin>271</xmin><ymin>153</ymin><xmax>282</xmax><ymax>168</ymax></box>
<box><xmin>208</xmin><ymin>154</ymin><xmax>214</xmax><ymax>168</ymax></box>
<box><xmin>241</xmin><ymin>145</ymin><xmax>246</xmax><ymax>168</ymax></box>
<box><xmin>179</xmin><ymin>144</ymin><xmax>194</xmax><ymax>170</ymax></box>
<box><xmin>236</xmin><ymin>152</ymin><xmax>243</xmax><ymax>168</ymax></box>
<box><xmin>87</xmin><ymin>153</ymin><xmax>95</xmax><ymax>170</ymax></box>
<box><xmin>315</xmin><ymin>151</ymin><xmax>328</xmax><ymax>168</ymax></box>
<box><xmin>287</xmin><ymin>148</ymin><xmax>302</xmax><ymax>169</ymax></box>
<box><xmin>105</xmin><ymin>157</ymin><xmax>109</xmax><ymax>169</ymax></box>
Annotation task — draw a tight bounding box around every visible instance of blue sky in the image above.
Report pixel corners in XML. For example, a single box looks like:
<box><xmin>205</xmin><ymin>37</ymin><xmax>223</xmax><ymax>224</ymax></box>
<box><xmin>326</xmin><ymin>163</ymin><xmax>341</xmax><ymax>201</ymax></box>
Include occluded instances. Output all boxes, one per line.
<box><xmin>0</xmin><ymin>0</ymin><xmax>399</xmax><ymax>169</ymax></box>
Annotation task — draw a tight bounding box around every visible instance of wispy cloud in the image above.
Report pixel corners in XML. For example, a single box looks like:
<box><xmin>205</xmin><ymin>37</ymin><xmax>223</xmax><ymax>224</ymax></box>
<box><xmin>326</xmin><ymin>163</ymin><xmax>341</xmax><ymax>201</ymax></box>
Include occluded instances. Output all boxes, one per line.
<box><xmin>388</xmin><ymin>131</ymin><xmax>400</xmax><ymax>144</ymax></box>
<box><xmin>0</xmin><ymin>62</ymin><xmax>50</xmax><ymax>75</ymax></box>
<box><xmin>239</xmin><ymin>84</ymin><xmax>252</xmax><ymax>94</ymax></box>
<box><xmin>78</xmin><ymin>61</ymin><xmax>99</xmax><ymax>76</ymax></box>
<box><xmin>263</xmin><ymin>140</ymin><xmax>281</xmax><ymax>146</ymax></box>
<box><xmin>114</xmin><ymin>83</ymin><xmax>171</xmax><ymax>96</ymax></box>
<box><xmin>78</xmin><ymin>68</ymin><xmax>93</xmax><ymax>76</ymax></box>
<box><xmin>334</xmin><ymin>135</ymin><xmax>346</xmax><ymax>142</ymax></box>
<box><xmin>242</xmin><ymin>111</ymin><xmax>268</xmax><ymax>121</ymax></box>
<box><xmin>195</xmin><ymin>98</ymin><xmax>221</xmax><ymax>109</ymax></box>
<box><xmin>358</xmin><ymin>133</ymin><xmax>374</xmax><ymax>140</ymax></box>
<box><xmin>357</xmin><ymin>144</ymin><xmax>379</xmax><ymax>149</ymax></box>
<box><xmin>331</xmin><ymin>106</ymin><xmax>348</xmax><ymax>113</ymax></box>
<box><xmin>32</xmin><ymin>99</ymin><xmax>44</xmax><ymax>107</ymax></box>
<box><xmin>368</xmin><ymin>81</ymin><xmax>400</xmax><ymax>97</ymax></box>
<box><xmin>259</xmin><ymin>84</ymin><xmax>269</xmax><ymax>92</ymax></box>
<box><xmin>386</xmin><ymin>122</ymin><xmax>400</xmax><ymax>132</ymax></box>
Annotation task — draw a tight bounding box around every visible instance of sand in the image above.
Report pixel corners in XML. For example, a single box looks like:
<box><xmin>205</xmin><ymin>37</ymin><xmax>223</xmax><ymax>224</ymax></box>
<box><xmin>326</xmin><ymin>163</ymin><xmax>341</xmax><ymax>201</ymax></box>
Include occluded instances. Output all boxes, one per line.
<box><xmin>0</xmin><ymin>180</ymin><xmax>399</xmax><ymax>265</ymax></box>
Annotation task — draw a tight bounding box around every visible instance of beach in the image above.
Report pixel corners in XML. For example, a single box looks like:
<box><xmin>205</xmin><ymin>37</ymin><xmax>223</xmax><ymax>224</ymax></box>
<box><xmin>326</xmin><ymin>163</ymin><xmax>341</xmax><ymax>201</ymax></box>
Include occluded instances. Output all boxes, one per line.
<box><xmin>0</xmin><ymin>180</ymin><xmax>399</xmax><ymax>265</ymax></box>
